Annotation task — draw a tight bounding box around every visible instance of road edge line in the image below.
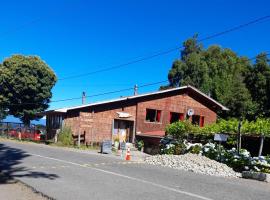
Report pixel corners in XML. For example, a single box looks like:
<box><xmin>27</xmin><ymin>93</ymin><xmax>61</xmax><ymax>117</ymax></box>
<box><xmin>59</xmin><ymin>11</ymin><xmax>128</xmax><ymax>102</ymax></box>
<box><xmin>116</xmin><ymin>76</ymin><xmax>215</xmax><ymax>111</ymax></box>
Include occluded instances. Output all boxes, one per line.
<box><xmin>29</xmin><ymin>153</ymin><xmax>213</xmax><ymax>200</ymax></box>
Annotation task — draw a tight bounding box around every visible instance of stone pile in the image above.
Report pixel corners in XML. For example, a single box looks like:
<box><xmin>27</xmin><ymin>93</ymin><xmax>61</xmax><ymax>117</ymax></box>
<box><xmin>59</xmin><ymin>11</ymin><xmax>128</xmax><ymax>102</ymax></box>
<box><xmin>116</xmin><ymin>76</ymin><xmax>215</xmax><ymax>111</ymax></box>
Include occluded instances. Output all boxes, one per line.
<box><xmin>144</xmin><ymin>153</ymin><xmax>241</xmax><ymax>178</ymax></box>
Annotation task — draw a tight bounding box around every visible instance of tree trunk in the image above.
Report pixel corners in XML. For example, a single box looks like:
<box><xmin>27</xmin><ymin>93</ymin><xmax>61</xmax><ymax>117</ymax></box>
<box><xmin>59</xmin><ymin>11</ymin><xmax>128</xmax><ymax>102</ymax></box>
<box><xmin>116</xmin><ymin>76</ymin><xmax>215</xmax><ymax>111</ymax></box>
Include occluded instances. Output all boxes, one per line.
<box><xmin>22</xmin><ymin>117</ymin><xmax>30</xmax><ymax>128</ymax></box>
<box><xmin>258</xmin><ymin>135</ymin><xmax>264</xmax><ymax>157</ymax></box>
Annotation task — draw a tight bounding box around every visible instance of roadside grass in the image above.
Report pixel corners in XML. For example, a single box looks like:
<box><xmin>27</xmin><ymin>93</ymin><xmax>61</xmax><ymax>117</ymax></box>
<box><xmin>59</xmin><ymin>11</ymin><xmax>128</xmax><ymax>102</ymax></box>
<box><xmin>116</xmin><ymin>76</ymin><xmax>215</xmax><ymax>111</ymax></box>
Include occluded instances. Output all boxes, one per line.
<box><xmin>49</xmin><ymin>141</ymin><xmax>100</xmax><ymax>151</ymax></box>
<box><xmin>0</xmin><ymin>136</ymin><xmax>100</xmax><ymax>151</ymax></box>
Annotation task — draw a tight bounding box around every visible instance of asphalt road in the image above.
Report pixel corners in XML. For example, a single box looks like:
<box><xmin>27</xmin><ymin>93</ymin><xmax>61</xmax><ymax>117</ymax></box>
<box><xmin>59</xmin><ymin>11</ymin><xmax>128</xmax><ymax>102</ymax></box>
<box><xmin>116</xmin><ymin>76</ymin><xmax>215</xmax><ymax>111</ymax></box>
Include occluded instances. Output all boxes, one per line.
<box><xmin>0</xmin><ymin>140</ymin><xmax>269</xmax><ymax>200</ymax></box>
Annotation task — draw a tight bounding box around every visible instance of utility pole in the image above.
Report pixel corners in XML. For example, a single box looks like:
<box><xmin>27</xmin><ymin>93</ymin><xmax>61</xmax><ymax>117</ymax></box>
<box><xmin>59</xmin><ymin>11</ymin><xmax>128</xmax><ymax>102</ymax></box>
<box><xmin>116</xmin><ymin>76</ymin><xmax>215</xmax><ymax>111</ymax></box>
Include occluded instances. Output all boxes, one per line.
<box><xmin>82</xmin><ymin>91</ymin><xmax>86</xmax><ymax>105</ymax></box>
<box><xmin>134</xmin><ymin>84</ymin><xmax>138</xmax><ymax>96</ymax></box>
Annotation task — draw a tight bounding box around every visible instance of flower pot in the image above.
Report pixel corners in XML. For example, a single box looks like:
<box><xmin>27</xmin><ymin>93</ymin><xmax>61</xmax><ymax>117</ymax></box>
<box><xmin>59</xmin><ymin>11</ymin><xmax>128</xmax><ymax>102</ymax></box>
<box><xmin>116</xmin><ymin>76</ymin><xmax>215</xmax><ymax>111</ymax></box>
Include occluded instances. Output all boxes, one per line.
<box><xmin>114</xmin><ymin>141</ymin><xmax>119</xmax><ymax>150</ymax></box>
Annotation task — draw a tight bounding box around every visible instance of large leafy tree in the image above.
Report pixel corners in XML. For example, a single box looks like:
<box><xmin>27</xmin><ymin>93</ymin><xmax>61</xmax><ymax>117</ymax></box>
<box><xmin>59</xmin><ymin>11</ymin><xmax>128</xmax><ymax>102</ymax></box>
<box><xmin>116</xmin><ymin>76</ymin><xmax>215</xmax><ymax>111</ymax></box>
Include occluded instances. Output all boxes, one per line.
<box><xmin>0</xmin><ymin>66</ymin><xmax>9</xmax><ymax>121</ymax></box>
<box><xmin>245</xmin><ymin>53</ymin><xmax>270</xmax><ymax>118</ymax></box>
<box><xmin>163</xmin><ymin>36</ymin><xmax>260</xmax><ymax>119</ymax></box>
<box><xmin>0</xmin><ymin>55</ymin><xmax>57</xmax><ymax>125</ymax></box>
<box><xmin>167</xmin><ymin>35</ymin><xmax>211</xmax><ymax>94</ymax></box>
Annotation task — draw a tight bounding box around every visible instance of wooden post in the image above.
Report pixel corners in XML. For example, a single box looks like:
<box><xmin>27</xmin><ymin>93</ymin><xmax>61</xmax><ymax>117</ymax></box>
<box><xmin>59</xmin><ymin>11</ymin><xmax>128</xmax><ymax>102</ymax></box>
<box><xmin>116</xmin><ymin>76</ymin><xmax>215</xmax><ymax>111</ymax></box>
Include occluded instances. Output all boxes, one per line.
<box><xmin>218</xmin><ymin>141</ymin><xmax>221</xmax><ymax>161</ymax></box>
<box><xmin>237</xmin><ymin>119</ymin><xmax>242</xmax><ymax>155</ymax></box>
<box><xmin>7</xmin><ymin>122</ymin><xmax>9</xmax><ymax>138</ymax></box>
<box><xmin>78</xmin><ymin>133</ymin><xmax>80</xmax><ymax>147</ymax></box>
<box><xmin>258</xmin><ymin>135</ymin><xmax>264</xmax><ymax>157</ymax></box>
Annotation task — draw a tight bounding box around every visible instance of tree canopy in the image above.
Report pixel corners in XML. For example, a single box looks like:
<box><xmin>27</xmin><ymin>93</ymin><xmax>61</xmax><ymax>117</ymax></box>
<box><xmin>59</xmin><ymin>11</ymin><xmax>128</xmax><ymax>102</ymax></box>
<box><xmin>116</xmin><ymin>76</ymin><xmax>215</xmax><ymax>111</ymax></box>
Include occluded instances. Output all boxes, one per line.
<box><xmin>0</xmin><ymin>55</ymin><xmax>57</xmax><ymax>125</ymax></box>
<box><xmin>163</xmin><ymin>35</ymin><xmax>270</xmax><ymax>119</ymax></box>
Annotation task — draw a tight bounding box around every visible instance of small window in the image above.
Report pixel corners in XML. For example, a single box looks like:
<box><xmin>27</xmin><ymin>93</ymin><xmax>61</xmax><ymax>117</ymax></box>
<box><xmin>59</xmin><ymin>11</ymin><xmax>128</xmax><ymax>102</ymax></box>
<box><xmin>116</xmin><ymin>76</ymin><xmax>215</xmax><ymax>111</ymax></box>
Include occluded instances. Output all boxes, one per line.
<box><xmin>192</xmin><ymin>115</ymin><xmax>205</xmax><ymax>127</ymax></box>
<box><xmin>192</xmin><ymin>115</ymin><xmax>200</xmax><ymax>126</ymax></box>
<box><xmin>145</xmin><ymin>109</ymin><xmax>162</xmax><ymax>123</ymax></box>
<box><xmin>170</xmin><ymin>112</ymin><xmax>184</xmax><ymax>124</ymax></box>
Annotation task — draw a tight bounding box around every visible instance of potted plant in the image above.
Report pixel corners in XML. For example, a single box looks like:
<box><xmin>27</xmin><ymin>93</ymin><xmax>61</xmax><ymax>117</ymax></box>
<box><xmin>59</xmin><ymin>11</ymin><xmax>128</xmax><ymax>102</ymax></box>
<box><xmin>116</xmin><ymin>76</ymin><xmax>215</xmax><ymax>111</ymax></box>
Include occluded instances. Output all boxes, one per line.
<box><xmin>114</xmin><ymin>136</ymin><xmax>120</xmax><ymax>150</ymax></box>
<box><xmin>137</xmin><ymin>140</ymin><xmax>144</xmax><ymax>152</ymax></box>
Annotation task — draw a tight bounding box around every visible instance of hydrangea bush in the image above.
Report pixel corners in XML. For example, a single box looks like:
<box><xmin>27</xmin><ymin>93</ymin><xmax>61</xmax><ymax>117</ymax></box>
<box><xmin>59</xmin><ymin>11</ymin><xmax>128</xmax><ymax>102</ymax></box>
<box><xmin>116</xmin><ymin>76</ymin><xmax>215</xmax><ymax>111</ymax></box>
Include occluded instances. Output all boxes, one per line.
<box><xmin>190</xmin><ymin>142</ymin><xmax>270</xmax><ymax>173</ymax></box>
<box><xmin>160</xmin><ymin>138</ymin><xmax>270</xmax><ymax>173</ymax></box>
<box><xmin>163</xmin><ymin>118</ymin><xmax>270</xmax><ymax>173</ymax></box>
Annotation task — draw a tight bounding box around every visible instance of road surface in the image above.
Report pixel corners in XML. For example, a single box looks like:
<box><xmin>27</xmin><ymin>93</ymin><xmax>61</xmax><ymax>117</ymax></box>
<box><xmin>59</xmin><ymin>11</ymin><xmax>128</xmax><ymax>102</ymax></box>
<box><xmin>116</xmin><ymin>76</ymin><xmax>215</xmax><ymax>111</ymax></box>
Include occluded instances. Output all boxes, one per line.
<box><xmin>0</xmin><ymin>139</ymin><xmax>269</xmax><ymax>200</ymax></box>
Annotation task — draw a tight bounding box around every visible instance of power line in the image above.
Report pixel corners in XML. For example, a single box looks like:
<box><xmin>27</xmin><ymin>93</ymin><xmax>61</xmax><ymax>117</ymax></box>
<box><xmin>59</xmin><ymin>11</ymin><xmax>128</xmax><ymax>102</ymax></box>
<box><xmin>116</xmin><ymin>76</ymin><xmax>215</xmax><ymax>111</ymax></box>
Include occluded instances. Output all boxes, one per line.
<box><xmin>58</xmin><ymin>47</ymin><xmax>179</xmax><ymax>81</ymax></box>
<box><xmin>2</xmin><ymin>52</ymin><xmax>269</xmax><ymax>107</ymax></box>
<box><xmin>58</xmin><ymin>15</ymin><xmax>270</xmax><ymax>81</ymax></box>
<box><xmin>1</xmin><ymin>80</ymin><xmax>169</xmax><ymax>106</ymax></box>
<box><xmin>197</xmin><ymin>15</ymin><xmax>270</xmax><ymax>42</ymax></box>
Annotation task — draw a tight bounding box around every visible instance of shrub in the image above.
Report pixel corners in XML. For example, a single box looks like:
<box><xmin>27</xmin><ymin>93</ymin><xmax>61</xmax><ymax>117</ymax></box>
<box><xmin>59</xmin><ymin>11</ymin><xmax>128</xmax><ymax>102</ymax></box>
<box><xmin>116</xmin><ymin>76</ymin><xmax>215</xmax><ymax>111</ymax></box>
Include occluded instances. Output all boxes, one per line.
<box><xmin>200</xmin><ymin>143</ymin><xmax>270</xmax><ymax>173</ymax></box>
<box><xmin>160</xmin><ymin>137</ymin><xmax>187</xmax><ymax>155</ymax></box>
<box><xmin>174</xmin><ymin>142</ymin><xmax>187</xmax><ymax>155</ymax></box>
<box><xmin>165</xmin><ymin>120</ymin><xmax>194</xmax><ymax>140</ymax></box>
<box><xmin>189</xmin><ymin>144</ymin><xmax>202</xmax><ymax>154</ymax></box>
<box><xmin>136</xmin><ymin>140</ymin><xmax>144</xmax><ymax>151</ymax></box>
<box><xmin>57</xmin><ymin>126</ymin><xmax>73</xmax><ymax>146</ymax></box>
<box><xmin>202</xmin><ymin>143</ymin><xmax>220</xmax><ymax>160</ymax></box>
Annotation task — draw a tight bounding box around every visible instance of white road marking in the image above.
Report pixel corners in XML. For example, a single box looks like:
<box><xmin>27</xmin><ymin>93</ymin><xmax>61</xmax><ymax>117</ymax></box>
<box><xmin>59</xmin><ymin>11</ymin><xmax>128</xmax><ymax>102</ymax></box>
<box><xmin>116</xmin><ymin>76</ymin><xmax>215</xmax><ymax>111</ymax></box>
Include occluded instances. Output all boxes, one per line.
<box><xmin>28</xmin><ymin>153</ymin><xmax>213</xmax><ymax>200</ymax></box>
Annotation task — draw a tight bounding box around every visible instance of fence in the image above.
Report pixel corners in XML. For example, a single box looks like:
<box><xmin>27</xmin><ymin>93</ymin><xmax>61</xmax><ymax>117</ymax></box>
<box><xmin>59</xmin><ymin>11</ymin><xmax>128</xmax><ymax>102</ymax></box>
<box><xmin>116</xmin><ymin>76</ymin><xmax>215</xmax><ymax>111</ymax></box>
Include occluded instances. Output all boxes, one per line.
<box><xmin>0</xmin><ymin>122</ymin><xmax>44</xmax><ymax>141</ymax></box>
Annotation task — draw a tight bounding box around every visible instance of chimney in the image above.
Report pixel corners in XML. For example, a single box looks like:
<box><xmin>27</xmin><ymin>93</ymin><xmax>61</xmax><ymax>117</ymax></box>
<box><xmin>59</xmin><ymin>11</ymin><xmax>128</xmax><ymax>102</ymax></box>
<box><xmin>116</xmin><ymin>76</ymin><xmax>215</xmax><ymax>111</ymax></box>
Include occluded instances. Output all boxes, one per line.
<box><xmin>82</xmin><ymin>91</ymin><xmax>86</xmax><ymax>104</ymax></box>
<box><xmin>134</xmin><ymin>84</ymin><xmax>138</xmax><ymax>96</ymax></box>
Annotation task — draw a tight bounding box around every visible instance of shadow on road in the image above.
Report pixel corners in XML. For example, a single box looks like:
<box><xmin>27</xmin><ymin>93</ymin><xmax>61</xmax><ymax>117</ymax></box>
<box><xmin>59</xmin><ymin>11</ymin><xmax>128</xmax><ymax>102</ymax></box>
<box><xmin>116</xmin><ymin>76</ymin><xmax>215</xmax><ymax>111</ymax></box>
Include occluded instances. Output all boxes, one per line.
<box><xmin>0</xmin><ymin>143</ymin><xmax>59</xmax><ymax>184</ymax></box>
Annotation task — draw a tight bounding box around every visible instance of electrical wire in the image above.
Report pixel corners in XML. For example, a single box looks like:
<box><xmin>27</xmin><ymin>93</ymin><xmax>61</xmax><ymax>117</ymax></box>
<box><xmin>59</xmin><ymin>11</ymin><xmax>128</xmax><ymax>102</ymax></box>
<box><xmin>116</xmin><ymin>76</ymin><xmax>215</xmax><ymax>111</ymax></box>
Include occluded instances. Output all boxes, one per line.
<box><xmin>58</xmin><ymin>15</ymin><xmax>270</xmax><ymax>81</ymax></box>
<box><xmin>2</xmin><ymin>52</ymin><xmax>269</xmax><ymax>107</ymax></box>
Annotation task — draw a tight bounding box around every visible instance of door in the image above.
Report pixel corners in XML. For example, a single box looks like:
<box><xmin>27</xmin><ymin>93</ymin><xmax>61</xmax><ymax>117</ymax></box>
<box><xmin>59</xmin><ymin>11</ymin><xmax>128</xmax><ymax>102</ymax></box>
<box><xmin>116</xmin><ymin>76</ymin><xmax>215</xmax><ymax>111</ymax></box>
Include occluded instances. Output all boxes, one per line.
<box><xmin>113</xmin><ymin>119</ymin><xmax>134</xmax><ymax>143</ymax></box>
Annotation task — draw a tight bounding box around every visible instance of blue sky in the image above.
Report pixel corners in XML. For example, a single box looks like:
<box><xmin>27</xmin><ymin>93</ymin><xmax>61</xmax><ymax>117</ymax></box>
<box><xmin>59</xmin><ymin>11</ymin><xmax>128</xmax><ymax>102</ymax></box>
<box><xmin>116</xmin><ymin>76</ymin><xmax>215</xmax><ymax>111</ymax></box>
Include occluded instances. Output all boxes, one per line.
<box><xmin>1</xmin><ymin>0</ymin><xmax>270</xmax><ymax>114</ymax></box>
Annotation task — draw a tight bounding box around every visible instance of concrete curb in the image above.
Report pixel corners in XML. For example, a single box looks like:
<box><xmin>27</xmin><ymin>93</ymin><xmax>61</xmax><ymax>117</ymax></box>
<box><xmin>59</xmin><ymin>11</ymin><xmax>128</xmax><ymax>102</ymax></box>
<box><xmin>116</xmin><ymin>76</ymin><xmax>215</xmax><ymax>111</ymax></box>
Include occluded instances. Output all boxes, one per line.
<box><xmin>242</xmin><ymin>171</ymin><xmax>270</xmax><ymax>183</ymax></box>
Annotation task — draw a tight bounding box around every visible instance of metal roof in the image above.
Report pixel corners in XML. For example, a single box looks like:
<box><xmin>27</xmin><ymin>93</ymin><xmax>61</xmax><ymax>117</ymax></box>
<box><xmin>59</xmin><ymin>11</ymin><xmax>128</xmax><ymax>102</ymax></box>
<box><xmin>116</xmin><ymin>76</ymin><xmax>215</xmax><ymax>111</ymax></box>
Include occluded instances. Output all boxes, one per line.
<box><xmin>45</xmin><ymin>85</ymin><xmax>229</xmax><ymax>114</ymax></box>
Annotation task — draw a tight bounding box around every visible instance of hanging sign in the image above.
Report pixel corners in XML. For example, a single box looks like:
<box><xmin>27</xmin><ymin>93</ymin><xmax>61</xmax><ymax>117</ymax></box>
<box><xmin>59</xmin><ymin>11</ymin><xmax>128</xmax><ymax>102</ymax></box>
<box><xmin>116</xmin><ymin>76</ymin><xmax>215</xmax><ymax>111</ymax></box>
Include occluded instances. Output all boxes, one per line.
<box><xmin>116</xmin><ymin>112</ymin><xmax>132</xmax><ymax>118</ymax></box>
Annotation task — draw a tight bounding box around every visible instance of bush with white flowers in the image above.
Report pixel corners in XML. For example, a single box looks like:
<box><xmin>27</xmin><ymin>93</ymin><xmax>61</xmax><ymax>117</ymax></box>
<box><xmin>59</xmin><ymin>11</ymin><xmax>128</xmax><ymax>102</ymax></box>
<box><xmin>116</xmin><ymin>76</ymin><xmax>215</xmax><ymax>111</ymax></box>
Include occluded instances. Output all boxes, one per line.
<box><xmin>185</xmin><ymin>141</ymin><xmax>270</xmax><ymax>173</ymax></box>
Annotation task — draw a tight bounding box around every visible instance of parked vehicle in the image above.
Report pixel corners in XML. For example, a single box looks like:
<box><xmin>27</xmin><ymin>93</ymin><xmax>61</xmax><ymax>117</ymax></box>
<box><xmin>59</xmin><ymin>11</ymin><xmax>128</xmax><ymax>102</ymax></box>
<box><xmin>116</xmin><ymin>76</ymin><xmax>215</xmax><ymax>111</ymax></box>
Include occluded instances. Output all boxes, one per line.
<box><xmin>0</xmin><ymin>122</ymin><xmax>45</xmax><ymax>141</ymax></box>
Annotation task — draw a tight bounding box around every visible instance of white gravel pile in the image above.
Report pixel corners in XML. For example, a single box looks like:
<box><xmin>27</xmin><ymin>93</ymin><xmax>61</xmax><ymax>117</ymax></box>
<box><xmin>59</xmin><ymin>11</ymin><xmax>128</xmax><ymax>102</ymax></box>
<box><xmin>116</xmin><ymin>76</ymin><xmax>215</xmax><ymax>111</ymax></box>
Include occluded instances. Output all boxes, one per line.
<box><xmin>145</xmin><ymin>153</ymin><xmax>241</xmax><ymax>178</ymax></box>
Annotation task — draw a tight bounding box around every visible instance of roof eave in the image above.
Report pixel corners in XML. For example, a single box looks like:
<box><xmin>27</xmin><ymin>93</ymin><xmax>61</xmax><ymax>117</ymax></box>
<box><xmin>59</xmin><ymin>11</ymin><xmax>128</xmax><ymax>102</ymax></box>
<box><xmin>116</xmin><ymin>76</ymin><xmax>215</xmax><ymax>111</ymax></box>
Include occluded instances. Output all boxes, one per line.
<box><xmin>43</xmin><ymin>85</ymin><xmax>229</xmax><ymax>113</ymax></box>
<box><xmin>186</xmin><ymin>85</ymin><xmax>229</xmax><ymax>111</ymax></box>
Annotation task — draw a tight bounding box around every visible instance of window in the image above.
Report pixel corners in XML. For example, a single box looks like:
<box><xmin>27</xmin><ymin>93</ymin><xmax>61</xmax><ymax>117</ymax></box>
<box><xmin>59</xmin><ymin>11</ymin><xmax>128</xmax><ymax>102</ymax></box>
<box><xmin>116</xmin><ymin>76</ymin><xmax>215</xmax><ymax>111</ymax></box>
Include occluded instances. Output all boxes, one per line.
<box><xmin>145</xmin><ymin>109</ymin><xmax>162</xmax><ymax>123</ymax></box>
<box><xmin>192</xmin><ymin>115</ymin><xmax>205</xmax><ymax>127</ymax></box>
<box><xmin>192</xmin><ymin>115</ymin><xmax>200</xmax><ymax>126</ymax></box>
<box><xmin>170</xmin><ymin>112</ymin><xmax>184</xmax><ymax>124</ymax></box>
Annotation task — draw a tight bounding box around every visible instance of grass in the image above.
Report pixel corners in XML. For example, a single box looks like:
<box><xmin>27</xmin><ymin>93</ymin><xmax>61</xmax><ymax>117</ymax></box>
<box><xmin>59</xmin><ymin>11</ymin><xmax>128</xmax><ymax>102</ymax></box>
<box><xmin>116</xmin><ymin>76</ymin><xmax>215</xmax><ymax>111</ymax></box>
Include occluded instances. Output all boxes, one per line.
<box><xmin>0</xmin><ymin>136</ymin><xmax>100</xmax><ymax>151</ymax></box>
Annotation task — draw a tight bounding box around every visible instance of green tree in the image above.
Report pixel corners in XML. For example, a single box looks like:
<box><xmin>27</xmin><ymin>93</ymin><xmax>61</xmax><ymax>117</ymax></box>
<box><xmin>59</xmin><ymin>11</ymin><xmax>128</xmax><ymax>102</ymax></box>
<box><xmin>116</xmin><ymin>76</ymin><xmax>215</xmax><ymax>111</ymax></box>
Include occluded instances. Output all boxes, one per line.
<box><xmin>163</xmin><ymin>36</ymin><xmax>256</xmax><ymax>119</ymax></box>
<box><xmin>246</xmin><ymin>53</ymin><xmax>270</xmax><ymax>118</ymax></box>
<box><xmin>0</xmin><ymin>55</ymin><xmax>57</xmax><ymax>126</ymax></box>
<box><xmin>0</xmin><ymin>66</ymin><xmax>9</xmax><ymax>121</ymax></box>
<box><xmin>0</xmin><ymin>108</ymin><xmax>8</xmax><ymax>122</ymax></box>
<box><xmin>219</xmin><ymin>73</ymin><xmax>254</xmax><ymax>118</ymax></box>
<box><xmin>167</xmin><ymin>36</ymin><xmax>210</xmax><ymax>94</ymax></box>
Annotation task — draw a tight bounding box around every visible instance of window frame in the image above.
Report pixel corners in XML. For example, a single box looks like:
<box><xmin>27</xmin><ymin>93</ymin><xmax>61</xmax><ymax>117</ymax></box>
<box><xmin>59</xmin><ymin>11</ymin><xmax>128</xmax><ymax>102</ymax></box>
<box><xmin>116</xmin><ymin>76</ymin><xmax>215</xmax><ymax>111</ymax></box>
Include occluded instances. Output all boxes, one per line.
<box><xmin>191</xmin><ymin>115</ymin><xmax>205</xmax><ymax>127</ymax></box>
<box><xmin>169</xmin><ymin>112</ymin><xmax>184</xmax><ymax>124</ymax></box>
<box><xmin>145</xmin><ymin>108</ymin><xmax>162</xmax><ymax>123</ymax></box>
